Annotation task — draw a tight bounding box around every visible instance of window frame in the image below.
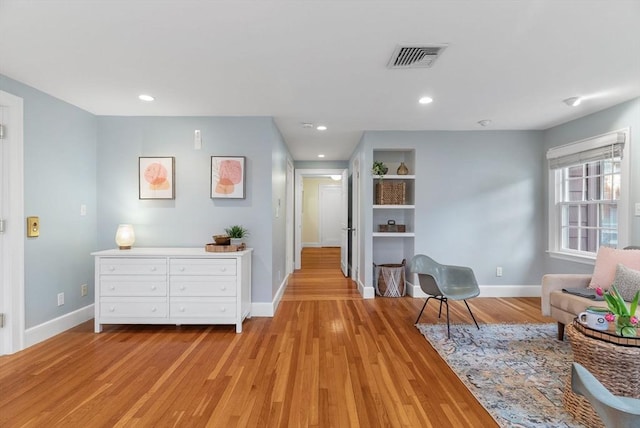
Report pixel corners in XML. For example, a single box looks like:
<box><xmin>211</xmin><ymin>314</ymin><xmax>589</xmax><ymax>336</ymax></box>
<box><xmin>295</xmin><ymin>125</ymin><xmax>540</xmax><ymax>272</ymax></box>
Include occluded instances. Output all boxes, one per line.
<box><xmin>547</xmin><ymin>128</ymin><xmax>630</xmax><ymax>264</ymax></box>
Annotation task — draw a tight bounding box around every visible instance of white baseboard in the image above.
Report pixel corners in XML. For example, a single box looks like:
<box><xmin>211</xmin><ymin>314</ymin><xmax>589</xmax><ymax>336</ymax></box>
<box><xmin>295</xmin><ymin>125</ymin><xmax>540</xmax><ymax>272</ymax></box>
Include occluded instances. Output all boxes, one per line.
<box><xmin>250</xmin><ymin>273</ymin><xmax>289</xmax><ymax>317</ymax></box>
<box><xmin>358</xmin><ymin>279</ymin><xmax>375</xmax><ymax>299</ymax></box>
<box><xmin>302</xmin><ymin>242</ymin><xmax>321</xmax><ymax>248</ymax></box>
<box><xmin>408</xmin><ymin>284</ymin><xmax>540</xmax><ymax>298</ymax></box>
<box><xmin>25</xmin><ymin>304</ymin><xmax>94</xmax><ymax>348</ymax></box>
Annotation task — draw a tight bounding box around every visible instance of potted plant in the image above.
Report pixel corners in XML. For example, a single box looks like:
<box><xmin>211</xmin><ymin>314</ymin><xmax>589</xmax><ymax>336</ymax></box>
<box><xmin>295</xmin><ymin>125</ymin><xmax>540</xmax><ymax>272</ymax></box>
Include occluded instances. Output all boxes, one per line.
<box><xmin>372</xmin><ymin>161</ymin><xmax>388</xmax><ymax>179</ymax></box>
<box><xmin>225</xmin><ymin>225</ymin><xmax>249</xmax><ymax>246</ymax></box>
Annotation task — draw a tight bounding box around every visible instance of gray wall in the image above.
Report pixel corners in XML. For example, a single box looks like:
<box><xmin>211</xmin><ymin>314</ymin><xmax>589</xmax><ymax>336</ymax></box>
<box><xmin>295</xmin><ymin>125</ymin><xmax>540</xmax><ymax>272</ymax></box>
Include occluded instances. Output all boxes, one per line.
<box><xmin>359</xmin><ymin>130</ymin><xmax>546</xmax><ymax>287</ymax></box>
<box><xmin>0</xmin><ymin>75</ymin><xmax>98</xmax><ymax>328</ymax></box>
<box><xmin>96</xmin><ymin>116</ymin><xmax>286</xmax><ymax>303</ymax></box>
<box><xmin>543</xmin><ymin>97</ymin><xmax>640</xmax><ymax>274</ymax></box>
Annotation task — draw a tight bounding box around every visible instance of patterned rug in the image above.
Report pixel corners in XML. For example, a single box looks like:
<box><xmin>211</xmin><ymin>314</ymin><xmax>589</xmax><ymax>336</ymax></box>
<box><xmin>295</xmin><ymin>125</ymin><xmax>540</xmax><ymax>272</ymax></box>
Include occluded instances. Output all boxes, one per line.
<box><xmin>416</xmin><ymin>323</ymin><xmax>585</xmax><ymax>428</ymax></box>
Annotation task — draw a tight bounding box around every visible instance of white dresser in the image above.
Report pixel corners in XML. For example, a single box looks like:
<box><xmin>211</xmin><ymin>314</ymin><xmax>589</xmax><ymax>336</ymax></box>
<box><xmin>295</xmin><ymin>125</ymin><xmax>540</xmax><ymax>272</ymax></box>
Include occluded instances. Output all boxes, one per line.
<box><xmin>92</xmin><ymin>247</ymin><xmax>252</xmax><ymax>333</ymax></box>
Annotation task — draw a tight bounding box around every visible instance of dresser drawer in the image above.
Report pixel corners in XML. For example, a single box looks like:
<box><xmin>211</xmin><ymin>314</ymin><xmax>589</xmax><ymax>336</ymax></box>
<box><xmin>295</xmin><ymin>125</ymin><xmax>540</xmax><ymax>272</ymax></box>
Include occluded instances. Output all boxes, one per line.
<box><xmin>170</xmin><ymin>259</ymin><xmax>236</xmax><ymax>276</ymax></box>
<box><xmin>170</xmin><ymin>277</ymin><xmax>236</xmax><ymax>297</ymax></box>
<box><xmin>100</xmin><ymin>298</ymin><xmax>167</xmax><ymax>318</ymax></box>
<box><xmin>170</xmin><ymin>298</ymin><xmax>236</xmax><ymax>318</ymax></box>
<box><xmin>101</xmin><ymin>276</ymin><xmax>167</xmax><ymax>296</ymax></box>
<box><xmin>100</xmin><ymin>258</ymin><xmax>167</xmax><ymax>275</ymax></box>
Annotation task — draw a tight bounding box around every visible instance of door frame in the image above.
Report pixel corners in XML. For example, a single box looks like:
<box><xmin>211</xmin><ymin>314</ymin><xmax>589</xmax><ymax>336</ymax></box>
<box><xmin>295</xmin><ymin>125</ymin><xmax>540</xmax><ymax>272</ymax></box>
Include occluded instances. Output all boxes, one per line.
<box><xmin>0</xmin><ymin>90</ymin><xmax>25</xmax><ymax>355</ymax></box>
<box><xmin>285</xmin><ymin>159</ymin><xmax>294</xmax><ymax>276</ymax></box>
<box><xmin>294</xmin><ymin>168</ymin><xmax>346</xmax><ymax>270</ymax></box>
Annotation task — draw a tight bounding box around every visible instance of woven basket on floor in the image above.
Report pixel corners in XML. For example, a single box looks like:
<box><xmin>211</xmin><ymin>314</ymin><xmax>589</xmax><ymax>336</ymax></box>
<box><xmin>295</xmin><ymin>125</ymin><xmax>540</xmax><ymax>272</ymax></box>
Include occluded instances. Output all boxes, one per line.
<box><xmin>373</xmin><ymin>259</ymin><xmax>406</xmax><ymax>297</ymax></box>
<box><xmin>563</xmin><ymin>323</ymin><xmax>640</xmax><ymax>428</ymax></box>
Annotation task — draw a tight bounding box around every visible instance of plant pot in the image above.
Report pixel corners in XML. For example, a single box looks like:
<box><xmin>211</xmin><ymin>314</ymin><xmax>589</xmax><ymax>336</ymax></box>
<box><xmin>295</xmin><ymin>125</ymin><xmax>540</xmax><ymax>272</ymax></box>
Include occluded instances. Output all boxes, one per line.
<box><xmin>230</xmin><ymin>238</ymin><xmax>243</xmax><ymax>246</ymax></box>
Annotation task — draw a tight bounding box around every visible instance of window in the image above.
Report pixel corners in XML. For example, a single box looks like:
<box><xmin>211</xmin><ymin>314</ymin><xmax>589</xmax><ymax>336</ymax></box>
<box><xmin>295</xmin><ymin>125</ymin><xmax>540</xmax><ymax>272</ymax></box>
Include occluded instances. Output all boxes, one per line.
<box><xmin>547</xmin><ymin>130</ymin><xmax>629</xmax><ymax>262</ymax></box>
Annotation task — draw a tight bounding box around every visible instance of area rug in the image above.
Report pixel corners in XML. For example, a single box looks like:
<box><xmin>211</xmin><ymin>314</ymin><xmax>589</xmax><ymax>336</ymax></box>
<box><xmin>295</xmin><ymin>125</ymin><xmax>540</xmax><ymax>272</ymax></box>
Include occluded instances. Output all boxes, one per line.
<box><xmin>416</xmin><ymin>323</ymin><xmax>584</xmax><ymax>428</ymax></box>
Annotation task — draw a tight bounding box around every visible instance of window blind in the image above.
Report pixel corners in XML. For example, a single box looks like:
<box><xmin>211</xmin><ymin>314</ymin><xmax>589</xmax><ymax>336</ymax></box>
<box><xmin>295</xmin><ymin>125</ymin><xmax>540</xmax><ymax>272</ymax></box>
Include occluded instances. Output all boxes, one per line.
<box><xmin>547</xmin><ymin>131</ymin><xmax>626</xmax><ymax>169</ymax></box>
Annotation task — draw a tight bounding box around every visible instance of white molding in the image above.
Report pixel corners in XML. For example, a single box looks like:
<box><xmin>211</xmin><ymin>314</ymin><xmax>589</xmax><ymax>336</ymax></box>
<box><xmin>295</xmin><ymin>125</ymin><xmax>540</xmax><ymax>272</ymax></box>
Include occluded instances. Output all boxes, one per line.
<box><xmin>24</xmin><ymin>304</ymin><xmax>94</xmax><ymax>348</ymax></box>
<box><xmin>250</xmin><ymin>273</ymin><xmax>289</xmax><ymax>317</ymax></box>
<box><xmin>408</xmin><ymin>284</ymin><xmax>541</xmax><ymax>298</ymax></box>
<box><xmin>358</xmin><ymin>279</ymin><xmax>375</xmax><ymax>299</ymax></box>
<box><xmin>302</xmin><ymin>242</ymin><xmax>321</xmax><ymax>248</ymax></box>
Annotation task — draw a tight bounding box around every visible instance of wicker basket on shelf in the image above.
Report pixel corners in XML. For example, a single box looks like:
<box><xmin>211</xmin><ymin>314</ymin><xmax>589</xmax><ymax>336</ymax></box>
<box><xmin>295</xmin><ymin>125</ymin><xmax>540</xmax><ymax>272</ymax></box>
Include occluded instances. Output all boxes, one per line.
<box><xmin>375</xmin><ymin>181</ymin><xmax>406</xmax><ymax>205</ymax></box>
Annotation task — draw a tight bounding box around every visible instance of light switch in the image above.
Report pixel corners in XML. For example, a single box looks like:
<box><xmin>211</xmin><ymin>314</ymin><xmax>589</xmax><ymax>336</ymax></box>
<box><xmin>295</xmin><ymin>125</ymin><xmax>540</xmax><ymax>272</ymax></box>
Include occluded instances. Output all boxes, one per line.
<box><xmin>27</xmin><ymin>216</ymin><xmax>40</xmax><ymax>237</ymax></box>
<box><xmin>635</xmin><ymin>202</ymin><xmax>640</xmax><ymax>216</ymax></box>
<box><xmin>194</xmin><ymin>130</ymin><xmax>202</xmax><ymax>150</ymax></box>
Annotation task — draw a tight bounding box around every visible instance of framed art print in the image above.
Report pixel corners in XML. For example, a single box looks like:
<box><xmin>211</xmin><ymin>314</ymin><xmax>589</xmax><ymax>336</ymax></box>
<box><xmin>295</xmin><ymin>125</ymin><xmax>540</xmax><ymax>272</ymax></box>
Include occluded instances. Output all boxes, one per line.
<box><xmin>211</xmin><ymin>156</ymin><xmax>245</xmax><ymax>199</ymax></box>
<box><xmin>139</xmin><ymin>157</ymin><xmax>175</xmax><ymax>199</ymax></box>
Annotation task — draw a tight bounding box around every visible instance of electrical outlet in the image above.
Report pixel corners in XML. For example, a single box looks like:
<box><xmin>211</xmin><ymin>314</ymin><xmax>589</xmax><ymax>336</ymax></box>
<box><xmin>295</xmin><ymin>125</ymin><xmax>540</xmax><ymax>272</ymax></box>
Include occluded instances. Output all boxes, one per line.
<box><xmin>496</xmin><ymin>266</ymin><xmax>503</xmax><ymax>277</ymax></box>
<box><xmin>57</xmin><ymin>292</ymin><xmax>65</xmax><ymax>306</ymax></box>
<box><xmin>81</xmin><ymin>284</ymin><xmax>88</xmax><ymax>297</ymax></box>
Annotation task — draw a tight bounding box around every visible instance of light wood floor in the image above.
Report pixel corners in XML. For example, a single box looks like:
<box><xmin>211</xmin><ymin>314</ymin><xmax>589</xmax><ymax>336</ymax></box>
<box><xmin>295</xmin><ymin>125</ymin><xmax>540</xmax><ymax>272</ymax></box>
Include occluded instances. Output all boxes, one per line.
<box><xmin>0</xmin><ymin>247</ymin><xmax>554</xmax><ymax>427</ymax></box>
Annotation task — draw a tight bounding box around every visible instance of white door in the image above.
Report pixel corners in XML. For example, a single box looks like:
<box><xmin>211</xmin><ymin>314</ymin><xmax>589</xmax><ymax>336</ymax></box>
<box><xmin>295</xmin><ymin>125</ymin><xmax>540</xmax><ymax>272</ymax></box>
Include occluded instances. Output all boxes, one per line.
<box><xmin>340</xmin><ymin>169</ymin><xmax>349</xmax><ymax>276</ymax></box>
<box><xmin>319</xmin><ymin>185</ymin><xmax>342</xmax><ymax>247</ymax></box>
<box><xmin>0</xmin><ymin>91</ymin><xmax>25</xmax><ymax>355</ymax></box>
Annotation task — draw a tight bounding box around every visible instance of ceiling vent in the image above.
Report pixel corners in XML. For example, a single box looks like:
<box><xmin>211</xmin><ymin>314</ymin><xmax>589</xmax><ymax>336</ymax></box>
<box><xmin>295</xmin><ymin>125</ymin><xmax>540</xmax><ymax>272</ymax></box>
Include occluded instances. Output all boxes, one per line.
<box><xmin>387</xmin><ymin>44</ymin><xmax>448</xmax><ymax>69</ymax></box>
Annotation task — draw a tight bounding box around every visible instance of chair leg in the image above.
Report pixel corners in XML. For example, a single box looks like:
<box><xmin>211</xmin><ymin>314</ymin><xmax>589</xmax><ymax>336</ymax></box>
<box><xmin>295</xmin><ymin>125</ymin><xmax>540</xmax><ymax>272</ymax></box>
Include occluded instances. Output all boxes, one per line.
<box><xmin>415</xmin><ymin>296</ymin><xmax>434</xmax><ymax>324</ymax></box>
<box><xmin>438</xmin><ymin>298</ymin><xmax>444</xmax><ymax>318</ymax></box>
<box><xmin>463</xmin><ymin>300</ymin><xmax>480</xmax><ymax>330</ymax></box>
<box><xmin>445</xmin><ymin>299</ymin><xmax>450</xmax><ymax>339</ymax></box>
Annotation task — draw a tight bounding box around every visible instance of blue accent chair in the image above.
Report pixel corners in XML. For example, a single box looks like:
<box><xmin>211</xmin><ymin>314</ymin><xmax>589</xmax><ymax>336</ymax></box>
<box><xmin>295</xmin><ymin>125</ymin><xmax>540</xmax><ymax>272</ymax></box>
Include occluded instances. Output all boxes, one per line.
<box><xmin>409</xmin><ymin>254</ymin><xmax>480</xmax><ymax>338</ymax></box>
<box><xmin>571</xmin><ymin>362</ymin><xmax>640</xmax><ymax>428</ymax></box>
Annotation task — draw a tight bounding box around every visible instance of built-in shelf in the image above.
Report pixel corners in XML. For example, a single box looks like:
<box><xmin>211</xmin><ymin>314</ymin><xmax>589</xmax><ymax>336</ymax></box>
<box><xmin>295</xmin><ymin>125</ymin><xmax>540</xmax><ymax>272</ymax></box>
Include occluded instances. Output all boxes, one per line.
<box><xmin>372</xmin><ymin>232</ymin><xmax>416</xmax><ymax>238</ymax></box>
<box><xmin>374</xmin><ymin>174</ymin><xmax>416</xmax><ymax>180</ymax></box>
<box><xmin>373</xmin><ymin>204</ymin><xmax>415</xmax><ymax>209</ymax></box>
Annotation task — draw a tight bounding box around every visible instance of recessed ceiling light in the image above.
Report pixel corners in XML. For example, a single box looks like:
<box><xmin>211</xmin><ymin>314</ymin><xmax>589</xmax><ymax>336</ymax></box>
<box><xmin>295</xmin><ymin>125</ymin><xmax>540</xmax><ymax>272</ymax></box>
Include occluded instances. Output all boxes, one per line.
<box><xmin>563</xmin><ymin>97</ymin><xmax>581</xmax><ymax>107</ymax></box>
<box><xmin>316</xmin><ymin>125</ymin><xmax>327</xmax><ymax>131</ymax></box>
<box><xmin>138</xmin><ymin>94</ymin><xmax>155</xmax><ymax>102</ymax></box>
<box><xmin>418</xmin><ymin>96</ymin><xmax>433</xmax><ymax>104</ymax></box>
<box><xmin>318</xmin><ymin>154</ymin><xmax>325</xmax><ymax>158</ymax></box>
<box><xmin>478</xmin><ymin>119</ymin><xmax>492</xmax><ymax>127</ymax></box>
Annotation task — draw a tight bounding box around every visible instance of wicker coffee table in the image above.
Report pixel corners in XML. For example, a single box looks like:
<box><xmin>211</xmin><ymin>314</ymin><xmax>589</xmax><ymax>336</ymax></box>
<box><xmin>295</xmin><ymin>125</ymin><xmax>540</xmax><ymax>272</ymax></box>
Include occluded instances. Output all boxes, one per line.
<box><xmin>563</xmin><ymin>322</ymin><xmax>640</xmax><ymax>428</ymax></box>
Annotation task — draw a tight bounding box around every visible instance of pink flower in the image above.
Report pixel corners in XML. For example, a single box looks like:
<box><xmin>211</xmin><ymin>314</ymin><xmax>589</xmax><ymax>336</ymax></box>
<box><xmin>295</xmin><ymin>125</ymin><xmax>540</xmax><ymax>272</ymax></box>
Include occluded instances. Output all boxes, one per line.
<box><xmin>605</xmin><ymin>313</ymin><xmax>616</xmax><ymax>322</ymax></box>
<box><xmin>631</xmin><ymin>316</ymin><xmax>639</xmax><ymax>326</ymax></box>
<box><xmin>595</xmin><ymin>287</ymin><xmax>604</xmax><ymax>297</ymax></box>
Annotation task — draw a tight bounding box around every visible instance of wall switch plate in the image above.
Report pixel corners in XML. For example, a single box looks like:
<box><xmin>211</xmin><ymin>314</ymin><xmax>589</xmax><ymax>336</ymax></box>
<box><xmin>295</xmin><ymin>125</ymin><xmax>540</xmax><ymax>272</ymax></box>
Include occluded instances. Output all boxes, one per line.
<box><xmin>635</xmin><ymin>202</ymin><xmax>640</xmax><ymax>216</ymax></box>
<box><xmin>496</xmin><ymin>266</ymin><xmax>503</xmax><ymax>277</ymax></box>
<box><xmin>81</xmin><ymin>284</ymin><xmax>88</xmax><ymax>297</ymax></box>
<box><xmin>57</xmin><ymin>292</ymin><xmax>64</xmax><ymax>306</ymax></box>
<box><xmin>194</xmin><ymin>130</ymin><xmax>202</xmax><ymax>150</ymax></box>
<box><xmin>80</xmin><ymin>204</ymin><xmax>87</xmax><ymax>216</ymax></box>
<box><xmin>27</xmin><ymin>216</ymin><xmax>40</xmax><ymax>237</ymax></box>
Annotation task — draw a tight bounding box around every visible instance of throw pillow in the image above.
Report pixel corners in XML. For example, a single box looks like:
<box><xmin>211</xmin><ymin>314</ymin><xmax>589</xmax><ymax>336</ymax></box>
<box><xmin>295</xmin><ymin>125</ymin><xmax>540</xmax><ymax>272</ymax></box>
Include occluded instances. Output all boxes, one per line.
<box><xmin>589</xmin><ymin>247</ymin><xmax>640</xmax><ymax>289</ymax></box>
<box><xmin>611</xmin><ymin>263</ymin><xmax>640</xmax><ymax>302</ymax></box>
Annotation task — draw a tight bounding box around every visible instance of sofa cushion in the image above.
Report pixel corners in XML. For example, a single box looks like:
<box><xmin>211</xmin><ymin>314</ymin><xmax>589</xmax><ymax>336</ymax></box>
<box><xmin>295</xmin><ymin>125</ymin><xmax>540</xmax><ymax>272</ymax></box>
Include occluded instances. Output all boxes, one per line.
<box><xmin>612</xmin><ymin>263</ymin><xmax>640</xmax><ymax>302</ymax></box>
<box><xmin>589</xmin><ymin>247</ymin><xmax>640</xmax><ymax>289</ymax></box>
<box><xmin>549</xmin><ymin>290</ymin><xmax>609</xmax><ymax>315</ymax></box>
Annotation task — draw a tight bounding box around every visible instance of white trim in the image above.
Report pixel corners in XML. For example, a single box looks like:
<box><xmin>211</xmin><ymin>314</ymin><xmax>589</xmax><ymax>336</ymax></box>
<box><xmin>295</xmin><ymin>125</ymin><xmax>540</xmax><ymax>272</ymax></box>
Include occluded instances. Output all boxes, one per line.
<box><xmin>0</xmin><ymin>91</ymin><xmax>25</xmax><ymax>355</ymax></box>
<box><xmin>358</xmin><ymin>279</ymin><xmax>375</xmax><ymax>299</ymax></box>
<box><xmin>547</xmin><ymin>250</ymin><xmax>596</xmax><ymax>265</ymax></box>
<box><xmin>302</xmin><ymin>242</ymin><xmax>322</xmax><ymax>248</ymax></box>
<box><xmin>408</xmin><ymin>283</ymin><xmax>541</xmax><ymax>298</ymax></box>
<box><xmin>250</xmin><ymin>273</ymin><xmax>289</xmax><ymax>317</ymax></box>
<box><xmin>24</xmin><ymin>304</ymin><xmax>94</xmax><ymax>348</ymax></box>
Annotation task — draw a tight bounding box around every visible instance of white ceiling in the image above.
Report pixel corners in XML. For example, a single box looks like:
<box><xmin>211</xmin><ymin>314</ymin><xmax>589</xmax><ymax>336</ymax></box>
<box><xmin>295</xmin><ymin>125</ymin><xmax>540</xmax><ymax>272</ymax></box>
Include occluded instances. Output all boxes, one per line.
<box><xmin>1</xmin><ymin>0</ymin><xmax>639</xmax><ymax>161</ymax></box>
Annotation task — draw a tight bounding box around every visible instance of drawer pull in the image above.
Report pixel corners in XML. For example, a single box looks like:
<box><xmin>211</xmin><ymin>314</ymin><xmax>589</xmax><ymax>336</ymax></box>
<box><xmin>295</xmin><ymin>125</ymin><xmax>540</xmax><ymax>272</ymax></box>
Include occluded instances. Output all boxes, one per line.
<box><xmin>220</xmin><ymin>267</ymin><xmax>227</xmax><ymax>272</ymax></box>
<box><xmin>109</xmin><ymin>306</ymin><xmax>115</xmax><ymax>312</ymax></box>
<box><xmin>110</xmin><ymin>285</ymin><xmax>115</xmax><ymax>290</ymax></box>
<box><xmin>179</xmin><ymin>267</ymin><xmax>185</xmax><ymax>272</ymax></box>
<box><xmin>180</xmin><ymin>306</ymin><xmax>185</xmax><ymax>312</ymax></box>
<box><xmin>150</xmin><ymin>267</ymin><xmax>157</xmax><ymax>272</ymax></box>
<box><xmin>220</xmin><ymin>307</ymin><xmax>226</xmax><ymax>312</ymax></box>
<box><xmin>108</xmin><ymin>266</ymin><xmax>115</xmax><ymax>272</ymax></box>
<box><xmin>151</xmin><ymin>285</ymin><xmax>157</xmax><ymax>290</ymax></box>
<box><xmin>151</xmin><ymin>307</ymin><xmax>157</xmax><ymax>312</ymax></box>
<box><xmin>221</xmin><ymin>286</ymin><xmax>227</xmax><ymax>291</ymax></box>
<box><xmin>180</xmin><ymin>285</ymin><xmax>186</xmax><ymax>291</ymax></box>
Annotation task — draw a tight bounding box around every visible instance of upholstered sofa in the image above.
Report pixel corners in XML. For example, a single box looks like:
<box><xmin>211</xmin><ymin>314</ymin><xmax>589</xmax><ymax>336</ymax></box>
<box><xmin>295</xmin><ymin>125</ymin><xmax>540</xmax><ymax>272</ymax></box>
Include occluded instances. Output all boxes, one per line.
<box><xmin>541</xmin><ymin>247</ymin><xmax>640</xmax><ymax>340</ymax></box>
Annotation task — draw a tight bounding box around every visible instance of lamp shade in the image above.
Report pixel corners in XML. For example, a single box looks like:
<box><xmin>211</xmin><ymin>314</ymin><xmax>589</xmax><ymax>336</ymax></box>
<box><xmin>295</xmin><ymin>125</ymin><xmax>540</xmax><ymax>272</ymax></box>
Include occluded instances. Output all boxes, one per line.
<box><xmin>115</xmin><ymin>224</ymin><xmax>135</xmax><ymax>250</ymax></box>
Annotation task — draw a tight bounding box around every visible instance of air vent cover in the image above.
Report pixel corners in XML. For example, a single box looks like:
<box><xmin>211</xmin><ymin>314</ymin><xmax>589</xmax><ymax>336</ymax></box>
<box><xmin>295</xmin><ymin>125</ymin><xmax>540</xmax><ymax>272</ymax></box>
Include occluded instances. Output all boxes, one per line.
<box><xmin>387</xmin><ymin>44</ymin><xmax>447</xmax><ymax>69</ymax></box>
